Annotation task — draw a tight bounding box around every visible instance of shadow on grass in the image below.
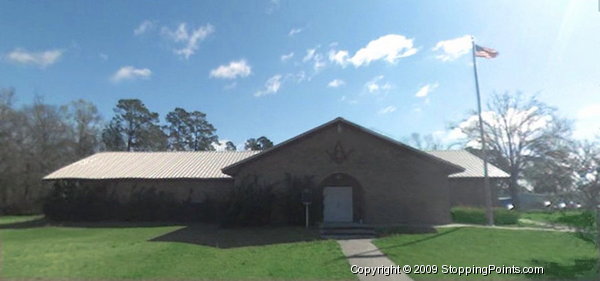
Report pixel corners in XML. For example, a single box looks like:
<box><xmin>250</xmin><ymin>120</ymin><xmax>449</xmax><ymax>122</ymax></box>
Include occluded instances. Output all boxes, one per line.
<box><xmin>0</xmin><ymin>217</ymin><xmax>324</xmax><ymax>249</ymax></box>
<box><xmin>0</xmin><ymin>217</ymin><xmax>48</xmax><ymax>229</ymax></box>
<box><xmin>376</xmin><ymin>227</ymin><xmax>463</xmax><ymax>251</ymax></box>
<box><xmin>149</xmin><ymin>224</ymin><xmax>322</xmax><ymax>248</ymax></box>
<box><xmin>376</xmin><ymin>224</ymin><xmax>438</xmax><ymax>237</ymax></box>
<box><xmin>0</xmin><ymin>217</ymin><xmax>188</xmax><ymax>229</ymax></box>
<box><xmin>526</xmin><ymin>258</ymin><xmax>597</xmax><ymax>280</ymax></box>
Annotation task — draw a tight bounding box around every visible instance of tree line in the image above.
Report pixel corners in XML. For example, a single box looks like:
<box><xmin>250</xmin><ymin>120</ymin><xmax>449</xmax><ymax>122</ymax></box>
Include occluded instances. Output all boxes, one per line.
<box><xmin>102</xmin><ymin>99</ymin><xmax>273</xmax><ymax>152</ymax></box>
<box><xmin>0</xmin><ymin>88</ymin><xmax>273</xmax><ymax>214</ymax></box>
<box><xmin>1</xmin><ymin>88</ymin><xmax>598</xmax><ymax>215</ymax></box>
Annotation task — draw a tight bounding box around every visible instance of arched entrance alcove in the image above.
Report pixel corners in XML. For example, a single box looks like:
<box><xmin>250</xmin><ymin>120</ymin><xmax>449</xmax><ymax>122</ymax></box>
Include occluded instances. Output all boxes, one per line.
<box><xmin>319</xmin><ymin>173</ymin><xmax>364</xmax><ymax>223</ymax></box>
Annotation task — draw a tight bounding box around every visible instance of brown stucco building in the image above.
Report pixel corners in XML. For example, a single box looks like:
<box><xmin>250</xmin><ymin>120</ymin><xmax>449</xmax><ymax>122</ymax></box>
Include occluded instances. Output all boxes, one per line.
<box><xmin>44</xmin><ymin>117</ymin><xmax>509</xmax><ymax>226</ymax></box>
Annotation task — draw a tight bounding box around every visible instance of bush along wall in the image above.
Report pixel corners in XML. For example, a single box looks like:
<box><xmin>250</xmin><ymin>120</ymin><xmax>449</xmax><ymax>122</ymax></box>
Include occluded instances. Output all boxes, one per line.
<box><xmin>44</xmin><ymin>175</ymin><xmax>320</xmax><ymax>226</ymax></box>
<box><xmin>219</xmin><ymin>176</ymin><xmax>275</xmax><ymax>227</ymax></box>
<box><xmin>43</xmin><ymin>181</ymin><xmax>213</xmax><ymax>222</ymax></box>
<box><xmin>281</xmin><ymin>173</ymin><xmax>321</xmax><ymax>226</ymax></box>
<box><xmin>451</xmin><ymin>206</ymin><xmax>520</xmax><ymax>225</ymax></box>
<box><xmin>218</xmin><ymin>174</ymin><xmax>319</xmax><ymax>227</ymax></box>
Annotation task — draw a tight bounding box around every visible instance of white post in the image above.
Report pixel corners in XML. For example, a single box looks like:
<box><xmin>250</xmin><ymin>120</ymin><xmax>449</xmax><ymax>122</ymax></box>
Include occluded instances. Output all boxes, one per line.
<box><xmin>305</xmin><ymin>204</ymin><xmax>310</xmax><ymax>228</ymax></box>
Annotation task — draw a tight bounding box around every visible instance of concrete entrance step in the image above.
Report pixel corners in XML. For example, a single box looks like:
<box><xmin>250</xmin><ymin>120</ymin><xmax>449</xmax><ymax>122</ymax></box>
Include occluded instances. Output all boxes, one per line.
<box><xmin>320</xmin><ymin>223</ymin><xmax>375</xmax><ymax>239</ymax></box>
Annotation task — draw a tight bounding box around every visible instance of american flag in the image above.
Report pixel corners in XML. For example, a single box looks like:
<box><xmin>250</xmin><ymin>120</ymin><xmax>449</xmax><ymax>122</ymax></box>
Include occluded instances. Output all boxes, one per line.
<box><xmin>474</xmin><ymin>45</ymin><xmax>499</xmax><ymax>59</ymax></box>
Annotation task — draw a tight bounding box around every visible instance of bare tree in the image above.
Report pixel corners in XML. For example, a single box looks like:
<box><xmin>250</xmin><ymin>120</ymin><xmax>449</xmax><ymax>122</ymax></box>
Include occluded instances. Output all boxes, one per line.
<box><xmin>569</xmin><ymin>140</ymin><xmax>600</xmax><ymax>269</ymax></box>
<box><xmin>0</xmin><ymin>88</ymin><xmax>21</xmax><ymax>213</ymax></box>
<box><xmin>15</xmin><ymin>96</ymin><xmax>74</xmax><ymax>212</ymax></box>
<box><xmin>404</xmin><ymin>133</ymin><xmax>447</xmax><ymax>150</ymax></box>
<box><xmin>0</xmin><ymin>91</ymin><xmax>104</xmax><ymax>214</ymax></box>
<box><xmin>456</xmin><ymin>92</ymin><xmax>572</xmax><ymax>208</ymax></box>
<box><xmin>63</xmin><ymin>99</ymin><xmax>103</xmax><ymax>157</ymax></box>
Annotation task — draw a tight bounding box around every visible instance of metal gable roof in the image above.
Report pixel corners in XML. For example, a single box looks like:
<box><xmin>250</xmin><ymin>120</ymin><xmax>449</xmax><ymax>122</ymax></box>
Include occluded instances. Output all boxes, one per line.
<box><xmin>43</xmin><ymin>151</ymin><xmax>259</xmax><ymax>180</ymax></box>
<box><xmin>43</xmin><ymin>120</ymin><xmax>509</xmax><ymax>181</ymax></box>
<box><xmin>427</xmin><ymin>150</ymin><xmax>509</xmax><ymax>178</ymax></box>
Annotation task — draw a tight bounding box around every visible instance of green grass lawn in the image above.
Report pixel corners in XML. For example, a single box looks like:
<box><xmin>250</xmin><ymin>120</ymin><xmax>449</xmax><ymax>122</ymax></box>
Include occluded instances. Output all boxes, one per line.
<box><xmin>0</xmin><ymin>216</ymin><xmax>354</xmax><ymax>280</ymax></box>
<box><xmin>374</xmin><ymin>227</ymin><xmax>598</xmax><ymax>280</ymax></box>
<box><xmin>521</xmin><ymin>211</ymin><xmax>595</xmax><ymax>229</ymax></box>
<box><xmin>4</xmin><ymin>216</ymin><xmax>600</xmax><ymax>280</ymax></box>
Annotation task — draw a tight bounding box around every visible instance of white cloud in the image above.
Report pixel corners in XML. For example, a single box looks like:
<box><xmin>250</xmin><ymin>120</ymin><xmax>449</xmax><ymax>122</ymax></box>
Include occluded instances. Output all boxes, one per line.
<box><xmin>577</xmin><ymin>104</ymin><xmax>600</xmax><ymax>119</ymax></box>
<box><xmin>254</xmin><ymin>74</ymin><xmax>283</xmax><ymax>97</ymax></box>
<box><xmin>266</xmin><ymin>0</ymin><xmax>280</xmax><ymax>14</ymax></box>
<box><xmin>432</xmin><ymin>35</ymin><xmax>472</xmax><ymax>62</ymax></box>
<box><xmin>350</xmin><ymin>34</ymin><xmax>417</xmax><ymax>66</ymax></box>
<box><xmin>111</xmin><ymin>66</ymin><xmax>152</xmax><ymax>82</ymax></box>
<box><xmin>575</xmin><ymin>104</ymin><xmax>600</xmax><ymax>139</ymax></box>
<box><xmin>456</xmin><ymin>107</ymin><xmax>552</xmax><ymax>148</ymax></box>
<box><xmin>280</xmin><ymin>52</ymin><xmax>294</xmax><ymax>62</ymax></box>
<box><xmin>365</xmin><ymin>75</ymin><xmax>392</xmax><ymax>94</ymax></box>
<box><xmin>378</xmin><ymin>105</ymin><xmax>397</xmax><ymax>115</ymax></box>
<box><xmin>288</xmin><ymin>28</ymin><xmax>303</xmax><ymax>36</ymax></box>
<box><xmin>212</xmin><ymin>139</ymin><xmax>235</xmax><ymax>151</ymax></box>
<box><xmin>327</xmin><ymin>79</ymin><xmax>345</xmax><ymax>88</ymax></box>
<box><xmin>134</xmin><ymin>20</ymin><xmax>155</xmax><ymax>36</ymax></box>
<box><xmin>209</xmin><ymin>60</ymin><xmax>252</xmax><ymax>79</ymax></box>
<box><xmin>99</xmin><ymin>53</ymin><xmax>109</xmax><ymax>61</ymax></box>
<box><xmin>415</xmin><ymin>83</ymin><xmax>439</xmax><ymax>98</ymax></box>
<box><xmin>290</xmin><ymin>71</ymin><xmax>308</xmax><ymax>83</ymax></box>
<box><xmin>303</xmin><ymin>48</ymin><xmax>316</xmax><ymax>62</ymax></box>
<box><xmin>5</xmin><ymin>48</ymin><xmax>63</xmax><ymax>68</ymax></box>
<box><xmin>312</xmin><ymin>53</ymin><xmax>326</xmax><ymax>71</ymax></box>
<box><xmin>340</xmin><ymin>95</ymin><xmax>358</xmax><ymax>105</ymax></box>
<box><xmin>435</xmin><ymin>127</ymin><xmax>468</xmax><ymax>146</ymax></box>
<box><xmin>330</xmin><ymin>34</ymin><xmax>417</xmax><ymax>68</ymax></box>
<box><xmin>302</xmin><ymin>47</ymin><xmax>327</xmax><ymax>71</ymax></box>
<box><xmin>328</xmin><ymin>50</ymin><xmax>349</xmax><ymax>66</ymax></box>
<box><xmin>161</xmin><ymin>23</ymin><xmax>214</xmax><ymax>59</ymax></box>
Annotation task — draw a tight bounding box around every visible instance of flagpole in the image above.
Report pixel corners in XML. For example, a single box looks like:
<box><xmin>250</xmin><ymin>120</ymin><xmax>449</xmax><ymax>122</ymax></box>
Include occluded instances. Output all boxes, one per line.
<box><xmin>471</xmin><ymin>36</ymin><xmax>494</xmax><ymax>226</ymax></box>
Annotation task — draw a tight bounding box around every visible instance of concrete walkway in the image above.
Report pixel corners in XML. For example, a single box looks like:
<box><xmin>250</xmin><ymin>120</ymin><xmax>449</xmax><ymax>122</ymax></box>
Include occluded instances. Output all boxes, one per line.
<box><xmin>337</xmin><ymin>239</ymin><xmax>413</xmax><ymax>281</ymax></box>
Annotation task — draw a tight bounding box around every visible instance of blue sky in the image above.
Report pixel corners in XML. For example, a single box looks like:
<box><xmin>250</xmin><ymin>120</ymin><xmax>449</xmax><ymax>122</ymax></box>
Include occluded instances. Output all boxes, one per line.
<box><xmin>1</xmin><ymin>0</ymin><xmax>599</xmax><ymax>148</ymax></box>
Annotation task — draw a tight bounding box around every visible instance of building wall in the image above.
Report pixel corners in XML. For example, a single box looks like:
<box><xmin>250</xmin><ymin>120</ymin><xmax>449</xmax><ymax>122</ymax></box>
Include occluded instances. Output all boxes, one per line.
<box><xmin>227</xmin><ymin>123</ymin><xmax>454</xmax><ymax>226</ymax></box>
<box><xmin>74</xmin><ymin>178</ymin><xmax>233</xmax><ymax>203</ymax></box>
<box><xmin>448</xmin><ymin>178</ymin><xmax>502</xmax><ymax>207</ymax></box>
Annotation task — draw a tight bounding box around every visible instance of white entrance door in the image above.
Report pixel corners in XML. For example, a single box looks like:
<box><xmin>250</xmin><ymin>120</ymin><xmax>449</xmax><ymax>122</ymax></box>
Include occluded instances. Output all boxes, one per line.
<box><xmin>323</xmin><ymin>186</ymin><xmax>353</xmax><ymax>222</ymax></box>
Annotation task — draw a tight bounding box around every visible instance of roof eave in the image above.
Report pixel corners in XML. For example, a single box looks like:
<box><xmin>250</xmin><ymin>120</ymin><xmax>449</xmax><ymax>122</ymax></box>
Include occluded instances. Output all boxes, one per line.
<box><xmin>449</xmin><ymin>175</ymin><xmax>510</xmax><ymax>179</ymax></box>
<box><xmin>43</xmin><ymin>176</ymin><xmax>235</xmax><ymax>181</ymax></box>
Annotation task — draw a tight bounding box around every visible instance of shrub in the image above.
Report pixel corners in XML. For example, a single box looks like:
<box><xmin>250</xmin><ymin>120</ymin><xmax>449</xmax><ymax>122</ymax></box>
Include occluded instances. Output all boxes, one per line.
<box><xmin>556</xmin><ymin>211</ymin><xmax>595</xmax><ymax>229</ymax></box>
<box><xmin>493</xmin><ymin>208</ymin><xmax>520</xmax><ymax>225</ymax></box>
<box><xmin>220</xmin><ymin>176</ymin><xmax>275</xmax><ymax>227</ymax></box>
<box><xmin>219</xmin><ymin>174</ymin><xmax>320</xmax><ymax>227</ymax></box>
<box><xmin>281</xmin><ymin>173</ymin><xmax>319</xmax><ymax>226</ymax></box>
<box><xmin>44</xmin><ymin>181</ymin><xmax>214</xmax><ymax>222</ymax></box>
<box><xmin>44</xmin><ymin>181</ymin><xmax>119</xmax><ymax>221</ymax></box>
<box><xmin>44</xmin><ymin>174</ymin><xmax>320</xmax><ymax>225</ymax></box>
<box><xmin>451</xmin><ymin>206</ymin><xmax>487</xmax><ymax>224</ymax></box>
<box><xmin>451</xmin><ymin>206</ymin><xmax>520</xmax><ymax>225</ymax></box>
